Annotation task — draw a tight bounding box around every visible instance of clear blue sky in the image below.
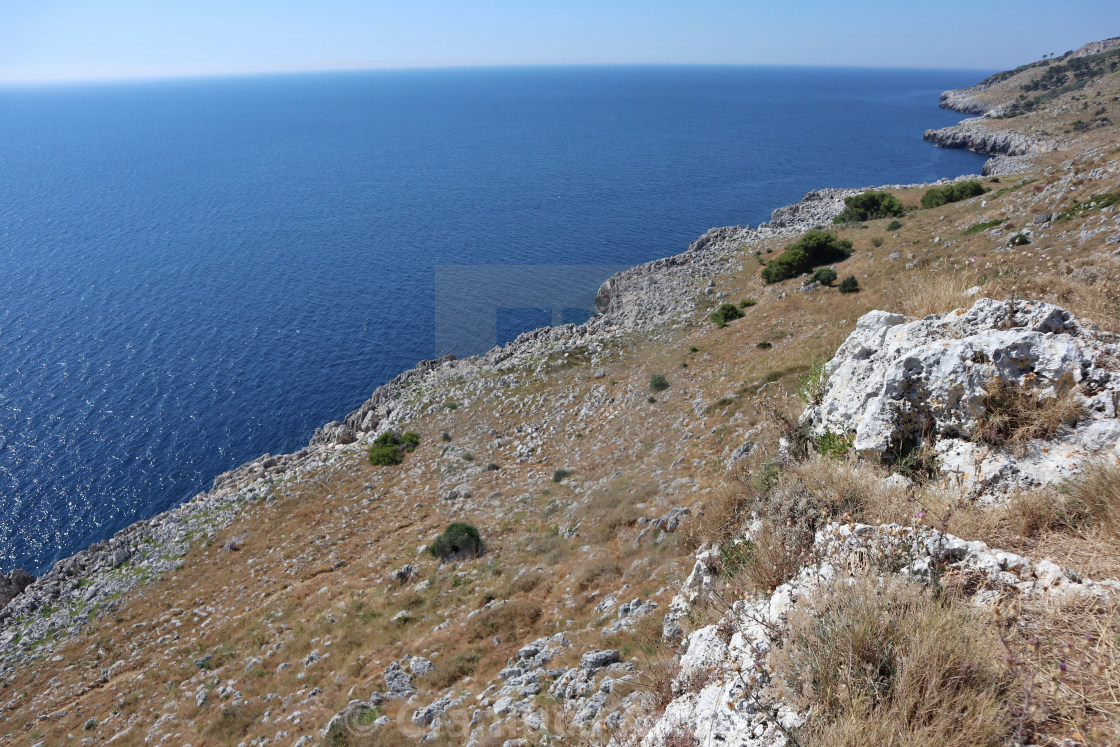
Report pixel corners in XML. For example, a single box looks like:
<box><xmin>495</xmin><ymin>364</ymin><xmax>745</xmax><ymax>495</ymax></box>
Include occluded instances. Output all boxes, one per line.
<box><xmin>2</xmin><ymin>0</ymin><xmax>1118</xmax><ymax>83</ymax></box>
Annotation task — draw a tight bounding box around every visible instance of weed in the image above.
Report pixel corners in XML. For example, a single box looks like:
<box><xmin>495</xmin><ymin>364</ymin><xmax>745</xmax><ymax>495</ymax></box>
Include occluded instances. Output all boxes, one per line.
<box><xmin>816</xmin><ymin>430</ymin><xmax>853</xmax><ymax>460</ymax></box>
<box><xmin>796</xmin><ymin>358</ymin><xmax>828</xmax><ymax>405</ymax></box>
<box><xmin>974</xmin><ymin>378</ymin><xmax>1083</xmax><ymax>448</ymax></box>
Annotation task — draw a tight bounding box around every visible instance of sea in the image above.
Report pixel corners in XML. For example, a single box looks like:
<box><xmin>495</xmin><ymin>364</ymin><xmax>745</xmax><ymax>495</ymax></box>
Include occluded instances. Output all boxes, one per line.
<box><xmin>0</xmin><ymin>65</ymin><xmax>989</xmax><ymax>575</ymax></box>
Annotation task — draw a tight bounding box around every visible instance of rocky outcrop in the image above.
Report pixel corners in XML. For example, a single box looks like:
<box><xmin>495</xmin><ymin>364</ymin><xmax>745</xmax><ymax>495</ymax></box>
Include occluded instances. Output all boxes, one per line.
<box><xmin>642</xmin><ymin>519</ymin><xmax>1120</xmax><ymax>745</ymax></box>
<box><xmin>1072</xmin><ymin>37</ymin><xmax>1120</xmax><ymax>58</ymax></box>
<box><xmin>923</xmin><ymin>118</ymin><xmax>1062</xmax><ymax>158</ymax></box>
<box><xmin>0</xmin><ymin>570</ymin><xmax>34</xmax><ymax>610</ymax></box>
<box><xmin>939</xmin><ymin>88</ymin><xmax>996</xmax><ymax>116</ymax></box>
<box><xmin>801</xmin><ymin>298</ymin><xmax>1120</xmax><ymax>496</ymax></box>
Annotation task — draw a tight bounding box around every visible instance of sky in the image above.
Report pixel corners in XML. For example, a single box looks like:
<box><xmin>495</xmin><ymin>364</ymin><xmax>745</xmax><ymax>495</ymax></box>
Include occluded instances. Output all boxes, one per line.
<box><xmin>1</xmin><ymin>0</ymin><xmax>1119</xmax><ymax>84</ymax></box>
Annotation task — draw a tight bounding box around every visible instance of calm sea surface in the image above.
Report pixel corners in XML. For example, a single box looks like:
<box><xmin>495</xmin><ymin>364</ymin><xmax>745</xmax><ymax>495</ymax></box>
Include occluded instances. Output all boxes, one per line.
<box><xmin>0</xmin><ymin>66</ymin><xmax>988</xmax><ymax>574</ymax></box>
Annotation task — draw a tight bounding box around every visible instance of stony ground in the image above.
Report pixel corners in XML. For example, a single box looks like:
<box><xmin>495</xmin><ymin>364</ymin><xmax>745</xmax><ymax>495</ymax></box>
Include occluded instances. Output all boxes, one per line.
<box><xmin>2</xmin><ymin>42</ymin><xmax>1120</xmax><ymax>747</ymax></box>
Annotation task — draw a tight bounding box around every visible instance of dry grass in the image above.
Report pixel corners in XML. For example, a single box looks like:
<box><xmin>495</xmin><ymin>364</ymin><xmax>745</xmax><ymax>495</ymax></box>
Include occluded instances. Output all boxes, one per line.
<box><xmin>886</xmin><ymin>272</ymin><xmax>980</xmax><ymax>319</ymax></box>
<box><xmin>996</xmin><ymin>257</ymin><xmax>1120</xmax><ymax>334</ymax></box>
<box><xmin>1061</xmin><ymin>460</ymin><xmax>1120</xmax><ymax>534</ymax></box>
<box><xmin>1000</xmin><ymin>596</ymin><xmax>1120</xmax><ymax>744</ymax></box>
<box><xmin>774</xmin><ymin>577</ymin><xmax>1011</xmax><ymax>747</ymax></box>
<box><xmin>975</xmin><ymin>377</ymin><xmax>1084</xmax><ymax>449</ymax></box>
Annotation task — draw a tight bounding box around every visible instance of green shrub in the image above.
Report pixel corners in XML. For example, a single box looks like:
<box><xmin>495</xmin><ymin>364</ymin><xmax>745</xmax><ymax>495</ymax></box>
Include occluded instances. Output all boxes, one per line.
<box><xmin>817</xmin><ymin>431</ymin><xmax>853</xmax><ymax>459</ymax></box>
<box><xmin>649</xmin><ymin>373</ymin><xmax>670</xmax><ymax>392</ymax></box>
<box><xmin>552</xmin><ymin>469</ymin><xmax>574</xmax><ymax>483</ymax></box>
<box><xmin>838</xmin><ymin>276</ymin><xmax>860</xmax><ymax>294</ymax></box>
<box><xmin>710</xmin><ymin>303</ymin><xmax>745</xmax><ymax>327</ymax></box>
<box><xmin>739</xmin><ymin>298</ymin><xmax>758</xmax><ymax>308</ymax></box>
<box><xmin>920</xmin><ymin>180</ymin><xmax>987</xmax><ymax>209</ymax></box>
<box><xmin>1057</xmin><ymin>190</ymin><xmax>1120</xmax><ymax>220</ymax></box>
<box><xmin>440</xmin><ymin>431</ymin><xmax>452</xmax><ymax>442</ymax></box>
<box><xmin>810</xmin><ymin>267</ymin><xmax>837</xmax><ymax>285</ymax></box>
<box><xmin>368</xmin><ymin>431</ymin><xmax>420</xmax><ymax>466</ymax></box>
<box><xmin>832</xmin><ymin>191</ymin><xmax>905</xmax><ymax>224</ymax></box>
<box><xmin>761</xmin><ymin>230</ymin><xmax>853</xmax><ymax>284</ymax></box>
<box><xmin>796</xmin><ymin>359</ymin><xmax>828</xmax><ymax>404</ymax></box>
<box><xmin>1009</xmin><ymin>233</ymin><xmax>1031</xmax><ymax>246</ymax></box>
<box><xmin>756</xmin><ymin>341</ymin><xmax>773</xmax><ymax>350</ymax></box>
<box><xmin>487</xmin><ymin>463</ymin><xmax>500</xmax><ymax>471</ymax></box>
<box><xmin>689</xmin><ymin>345</ymin><xmax>699</xmax><ymax>352</ymax></box>
<box><xmin>430</xmin><ymin>522</ymin><xmax>482</xmax><ymax>560</ymax></box>
<box><xmin>368</xmin><ymin>445</ymin><xmax>404</xmax><ymax>466</ymax></box>
<box><xmin>962</xmin><ymin>218</ymin><xmax>1004</xmax><ymax>235</ymax></box>
<box><xmin>886</xmin><ymin>219</ymin><xmax>903</xmax><ymax>231</ymax></box>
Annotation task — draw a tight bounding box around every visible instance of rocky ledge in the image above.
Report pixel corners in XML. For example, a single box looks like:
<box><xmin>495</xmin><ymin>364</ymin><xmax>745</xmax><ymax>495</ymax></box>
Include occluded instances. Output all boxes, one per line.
<box><xmin>923</xmin><ymin>117</ymin><xmax>1063</xmax><ymax>175</ymax></box>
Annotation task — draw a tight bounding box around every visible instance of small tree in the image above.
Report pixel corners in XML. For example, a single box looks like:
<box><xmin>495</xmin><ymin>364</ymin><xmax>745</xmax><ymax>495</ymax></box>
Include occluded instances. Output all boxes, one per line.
<box><xmin>838</xmin><ymin>276</ymin><xmax>861</xmax><ymax>294</ymax></box>
<box><xmin>649</xmin><ymin>373</ymin><xmax>670</xmax><ymax>392</ymax></box>
<box><xmin>762</xmin><ymin>231</ymin><xmax>853</xmax><ymax>284</ymax></box>
<box><xmin>833</xmin><ymin>191</ymin><xmax>905</xmax><ymax>223</ymax></box>
<box><xmin>710</xmin><ymin>302</ymin><xmax>745</xmax><ymax>327</ymax></box>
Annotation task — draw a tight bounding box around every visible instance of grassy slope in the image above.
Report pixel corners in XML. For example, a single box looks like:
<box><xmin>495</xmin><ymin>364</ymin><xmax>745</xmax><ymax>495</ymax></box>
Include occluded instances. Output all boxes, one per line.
<box><xmin>4</xmin><ymin>50</ymin><xmax>1120</xmax><ymax>746</ymax></box>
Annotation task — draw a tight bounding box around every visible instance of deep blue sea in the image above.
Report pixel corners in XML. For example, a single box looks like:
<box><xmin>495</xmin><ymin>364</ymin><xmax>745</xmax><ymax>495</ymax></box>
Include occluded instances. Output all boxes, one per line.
<box><xmin>0</xmin><ymin>66</ymin><xmax>988</xmax><ymax>574</ymax></box>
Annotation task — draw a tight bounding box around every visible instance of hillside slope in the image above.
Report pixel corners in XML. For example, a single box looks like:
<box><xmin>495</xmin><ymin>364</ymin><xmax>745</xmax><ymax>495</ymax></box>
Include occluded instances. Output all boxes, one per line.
<box><xmin>2</xmin><ymin>41</ymin><xmax>1120</xmax><ymax>747</ymax></box>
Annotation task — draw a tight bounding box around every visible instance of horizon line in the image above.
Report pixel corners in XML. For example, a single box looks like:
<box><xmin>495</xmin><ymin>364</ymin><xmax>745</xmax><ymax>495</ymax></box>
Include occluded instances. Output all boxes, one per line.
<box><xmin>0</xmin><ymin>60</ymin><xmax>998</xmax><ymax>88</ymax></box>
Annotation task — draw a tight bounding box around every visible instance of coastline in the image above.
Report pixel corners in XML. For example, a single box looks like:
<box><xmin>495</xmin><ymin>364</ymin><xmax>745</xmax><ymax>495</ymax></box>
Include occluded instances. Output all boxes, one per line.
<box><xmin>0</xmin><ymin>85</ymin><xmax>1020</xmax><ymax>672</ymax></box>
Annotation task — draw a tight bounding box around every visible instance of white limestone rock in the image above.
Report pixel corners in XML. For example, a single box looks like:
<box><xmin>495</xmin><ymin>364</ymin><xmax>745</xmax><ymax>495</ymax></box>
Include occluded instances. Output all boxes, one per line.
<box><xmin>801</xmin><ymin>298</ymin><xmax>1120</xmax><ymax>496</ymax></box>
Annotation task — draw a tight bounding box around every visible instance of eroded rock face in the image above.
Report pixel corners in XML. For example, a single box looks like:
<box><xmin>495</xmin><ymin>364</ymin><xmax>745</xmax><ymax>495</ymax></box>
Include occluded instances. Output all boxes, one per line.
<box><xmin>801</xmin><ymin>298</ymin><xmax>1120</xmax><ymax>496</ymax></box>
<box><xmin>0</xmin><ymin>570</ymin><xmax>34</xmax><ymax>610</ymax></box>
<box><xmin>923</xmin><ymin>118</ymin><xmax>1063</xmax><ymax>157</ymax></box>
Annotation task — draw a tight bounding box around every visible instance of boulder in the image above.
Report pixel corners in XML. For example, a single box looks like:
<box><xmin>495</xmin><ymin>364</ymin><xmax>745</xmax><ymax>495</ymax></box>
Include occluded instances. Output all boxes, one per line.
<box><xmin>801</xmin><ymin>299</ymin><xmax>1120</xmax><ymax>496</ymax></box>
<box><xmin>0</xmin><ymin>570</ymin><xmax>35</xmax><ymax>609</ymax></box>
<box><xmin>579</xmin><ymin>650</ymin><xmax>620</xmax><ymax>671</ymax></box>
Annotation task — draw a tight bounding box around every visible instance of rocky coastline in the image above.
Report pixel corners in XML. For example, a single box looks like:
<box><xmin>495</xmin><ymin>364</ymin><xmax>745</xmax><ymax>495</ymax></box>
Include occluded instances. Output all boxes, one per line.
<box><xmin>0</xmin><ymin>172</ymin><xmax>990</xmax><ymax>675</ymax></box>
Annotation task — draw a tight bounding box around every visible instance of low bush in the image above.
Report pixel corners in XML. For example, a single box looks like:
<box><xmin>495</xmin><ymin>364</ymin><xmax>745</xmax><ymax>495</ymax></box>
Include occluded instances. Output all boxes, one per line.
<box><xmin>832</xmin><ymin>190</ymin><xmax>905</xmax><ymax>223</ymax></box>
<box><xmin>756</xmin><ymin>341</ymin><xmax>772</xmax><ymax>350</ymax></box>
<box><xmin>963</xmin><ymin>218</ymin><xmax>1004</xmax><ymax>235</ymax></box>
<box><xmin>738</xmin><ymin>298</ymin><xmax>757</xmax><ymax>308</ymax></box>
<box><xmin>429</xmin><ymin>522</ymin><xmax>483</xmax><ymax>560</ymax></box>
<box><xmin>838</xmin><ymin>276</ymin><xmax>860</xmax><ymax>293</ymax></box>
<box><xmin>552</xmin><ymin>469</ymin><xmax>574</xmax><ymax>483</ymax></box>
<box><xmin>810</xmin><ymin>267</ymin><xmax>837</xmax><ymax>285</ymax></box>
<box><xmin>368</xmin><ymin>430</ymin><xmax>421</xmax><ymax>466</ymax></box>
<box><xmin>649</xmin><ymin>373</ymin><xmax>670</xmax><ymax>392</ymax></box>
<box><xmin>1009</xmin><ymin>232</ymin><xmax>1031</xmax><ymax>246</ymax></box>
<box><xmin>761</xmin><ymin>230</ymin><xmax>853</xmax><ymax>284</ymax></box>
<box><xmin>710</xmin><ymin>303</ymin><xmax>745</xmax><ymax>327</ymax></box>
<box><xmin>920</xmin><ymin>180</ymin><xmax>987</xmax><ymax>209</ymax></box>
<box><xmin>886</xmin><ymin>219</ymin><xmax>903</xmax><ymax>231</ymax></box>
<box><xmin>816</xmin><ymin>431</ymin><xmax>852</xmax><ymax>460</ymax></box>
